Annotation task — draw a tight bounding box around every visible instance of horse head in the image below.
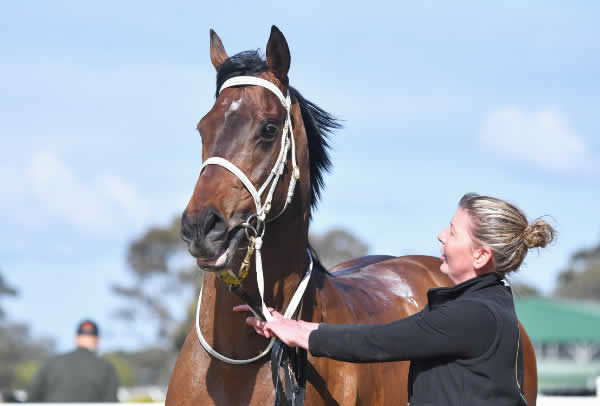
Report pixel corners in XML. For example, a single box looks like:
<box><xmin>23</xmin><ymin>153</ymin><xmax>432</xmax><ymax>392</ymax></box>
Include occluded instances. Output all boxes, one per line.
<box><xmin>181</xmin><ymin>26</ymin><xmax>336</xmax><ymax>279</ymax></box>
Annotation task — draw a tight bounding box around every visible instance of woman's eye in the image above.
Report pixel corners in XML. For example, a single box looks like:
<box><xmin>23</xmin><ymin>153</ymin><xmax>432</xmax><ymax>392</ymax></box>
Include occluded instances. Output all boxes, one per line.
<box><xmin>262</xmin><ymin>123</ymin><xmax>279</xmax><ymax>139</ymax></box>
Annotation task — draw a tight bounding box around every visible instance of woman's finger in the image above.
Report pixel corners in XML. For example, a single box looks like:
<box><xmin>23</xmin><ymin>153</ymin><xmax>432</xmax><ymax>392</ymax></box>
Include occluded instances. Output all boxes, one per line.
<box><xmin>266</xmin><ymin>307</ymin><xmax>282</xmax><ymax>319</ymax></box>
<box><xmin>269</xmin><ymin>309</ymin><xmax>284</xmax><ymax>320</ymax></box>
<box><xmin>233</xmin><ymin>304</ymin><xmax>251</xmax><ymax>312</ymax></box>
<box><xmin>244</xmin><ymin>315</ymin><xmax>279</xmax><ymax>338</ymax></box>
<box><xmin>245</xmin><ymin>317</ymin><xmax>264</xmax><ymax>329</ymax></box>
<box><xmin>253</xmin><ymin>326</ymin><xmax>267</xmax><ymax>337</ymax></box>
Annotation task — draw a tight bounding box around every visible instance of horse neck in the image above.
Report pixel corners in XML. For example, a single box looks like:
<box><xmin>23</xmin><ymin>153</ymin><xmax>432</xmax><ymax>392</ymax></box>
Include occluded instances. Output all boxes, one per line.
<box><xmin>236</xmin><ymin>198</ymin><xmax>309</xmax><ymax>308</ymax></box>
<box><xmin>202</xmin><ymin>198</ymin><xmax>309</xmax><ymax>358</ymax></box>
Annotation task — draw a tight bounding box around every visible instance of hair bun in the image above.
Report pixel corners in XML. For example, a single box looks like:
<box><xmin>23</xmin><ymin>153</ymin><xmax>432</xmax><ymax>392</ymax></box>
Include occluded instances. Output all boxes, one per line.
<box><xmin>524</xmin><ymin>218</ymin><xmax>555</xmax><ymax>249</ymax></box>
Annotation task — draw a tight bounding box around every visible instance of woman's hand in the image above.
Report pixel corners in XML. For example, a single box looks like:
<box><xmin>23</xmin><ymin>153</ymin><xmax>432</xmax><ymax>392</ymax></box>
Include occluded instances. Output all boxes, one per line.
<box><xmin>233</xmin><ymin>305</ymin><xmax>319</xmax><ymax>350</ymax></box>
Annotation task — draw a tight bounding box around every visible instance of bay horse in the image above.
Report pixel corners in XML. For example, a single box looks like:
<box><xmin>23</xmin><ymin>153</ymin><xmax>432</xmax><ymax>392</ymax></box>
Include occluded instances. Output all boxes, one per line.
<box><xmin>166</xmin><ymin>26</ymin><xmax>537</xmax><ymax>406</ymax></box>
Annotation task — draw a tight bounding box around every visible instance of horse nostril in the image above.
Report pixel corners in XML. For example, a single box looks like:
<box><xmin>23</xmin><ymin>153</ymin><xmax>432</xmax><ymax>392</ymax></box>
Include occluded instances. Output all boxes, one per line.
<box><xmin>181</xmin><ymin>210</ymin><xmax>194</xmax><ymax>242</ymax></box>
<box><xmin>182</xmin><ymin>207</ymin><xmax>228</xmax><ymax>244</ymax></box>
<box><xmin>202</xmin><ymin>212</ymin><xmax>217</xmax><ymax>236</ymax></box>
<box><xmin>181</xmin><ymin>208</ymin><xmax>228</xmax><ymax>259</ymax></box>
<box><xmin>202</xmin><ymin>209</ymin><xmax>227</xmax><ymax>239</ymax></box>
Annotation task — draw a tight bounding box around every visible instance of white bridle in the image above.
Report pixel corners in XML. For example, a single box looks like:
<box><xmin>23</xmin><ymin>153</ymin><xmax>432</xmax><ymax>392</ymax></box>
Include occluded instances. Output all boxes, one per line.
<box><xmin>195</xmin><ymin>76</ymin><xmax>313</xmax><ymax>364</ymax></box>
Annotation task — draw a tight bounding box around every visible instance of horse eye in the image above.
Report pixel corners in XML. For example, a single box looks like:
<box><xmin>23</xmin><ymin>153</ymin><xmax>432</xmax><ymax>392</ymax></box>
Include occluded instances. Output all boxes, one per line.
<box><xmin>261</xmin><ymin>123</ymin><xmax>279</xmax><ymax>139</ymax></box>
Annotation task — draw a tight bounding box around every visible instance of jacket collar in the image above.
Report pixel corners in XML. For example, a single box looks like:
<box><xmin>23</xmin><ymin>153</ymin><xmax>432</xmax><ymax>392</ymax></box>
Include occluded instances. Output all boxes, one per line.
<box><xmin>75</xmin><ymin>346</ymin><xmax>97</xmax><ymax>354</ymax></box>
<box><xmin>427</xmin><ymin>272</ymin><xmax>503</xmax><ymax>308</ymax></box>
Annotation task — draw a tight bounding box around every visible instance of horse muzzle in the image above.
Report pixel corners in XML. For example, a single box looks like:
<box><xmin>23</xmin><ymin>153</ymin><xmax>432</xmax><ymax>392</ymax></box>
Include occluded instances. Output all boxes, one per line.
<box><xmin>181</xmin><ymin>208</ymin><xmax>245</xmax><ymax>271</ymax></box>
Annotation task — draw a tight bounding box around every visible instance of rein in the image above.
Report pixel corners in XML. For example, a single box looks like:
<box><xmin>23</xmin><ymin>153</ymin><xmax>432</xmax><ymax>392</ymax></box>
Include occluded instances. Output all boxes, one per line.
<box><xmin>194</xmin><ymin>75</ymin><xmax>313</xmax><ymax>368</ymax></box>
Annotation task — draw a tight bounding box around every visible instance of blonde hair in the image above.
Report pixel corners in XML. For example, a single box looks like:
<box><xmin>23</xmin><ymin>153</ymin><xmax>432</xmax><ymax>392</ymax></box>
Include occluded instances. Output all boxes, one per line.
<box><xmin>459</xmin><ymin>193</ymin><xmax>555</xmax><ymax>274</ymax></box>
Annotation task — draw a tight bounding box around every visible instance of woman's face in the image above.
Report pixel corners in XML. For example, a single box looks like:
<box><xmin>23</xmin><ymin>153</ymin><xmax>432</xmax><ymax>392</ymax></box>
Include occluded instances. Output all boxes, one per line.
<box><xmin>437</xmin><ymin>208</ymin><xmax>480</xmax><ymax>284</ymax></box>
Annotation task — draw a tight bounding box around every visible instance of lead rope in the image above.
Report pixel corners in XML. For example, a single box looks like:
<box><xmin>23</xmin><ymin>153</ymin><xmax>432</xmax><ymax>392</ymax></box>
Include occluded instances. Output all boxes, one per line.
<box><xmin>271</xmin><ymin>310</ymin><xmax>307</xmax><ymax>406</ymax></box>
<box><xmin>194</xmin><ymin>75</ymin><xmax>310</xmax><ymax>364</ymax></box>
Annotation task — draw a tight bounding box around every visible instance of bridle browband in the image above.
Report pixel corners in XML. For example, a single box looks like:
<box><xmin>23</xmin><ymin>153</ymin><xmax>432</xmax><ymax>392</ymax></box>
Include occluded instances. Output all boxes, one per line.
<box><xmin>194</xmin><ymin>75</ymin><xmax>313</xmax><ymax>366</ymax></box>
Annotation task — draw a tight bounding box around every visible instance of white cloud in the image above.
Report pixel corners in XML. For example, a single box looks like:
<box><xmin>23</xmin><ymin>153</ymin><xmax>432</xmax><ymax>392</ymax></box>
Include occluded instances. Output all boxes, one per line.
<box><xmin>27</xmin><ymin>151</ymin><xmax>149</xmax><ymax>232</ymax></box>
<box><xmin>98</xmin><ymin>174</ymin><xmax>150</xmax><ymax>223</ymax></box>
<box><xmin>480</xmin><ymin>107</ymin><xmax>589</xmax><ymax>174</ymax></box>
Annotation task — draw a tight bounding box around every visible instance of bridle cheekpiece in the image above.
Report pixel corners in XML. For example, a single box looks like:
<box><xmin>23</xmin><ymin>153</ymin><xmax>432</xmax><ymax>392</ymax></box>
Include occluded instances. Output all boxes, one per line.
<box><xmin>194</xmin><ymin>75</ymin><xmax>313</xmax><ymax>365</ymax></box>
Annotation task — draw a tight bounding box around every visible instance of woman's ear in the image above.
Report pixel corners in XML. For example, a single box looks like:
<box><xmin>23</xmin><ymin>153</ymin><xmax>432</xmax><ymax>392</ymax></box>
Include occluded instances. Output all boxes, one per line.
<box><xmin>473</xmin><ymin>246</ymin><xmax>493</xmax><ymax>271</ymax></box>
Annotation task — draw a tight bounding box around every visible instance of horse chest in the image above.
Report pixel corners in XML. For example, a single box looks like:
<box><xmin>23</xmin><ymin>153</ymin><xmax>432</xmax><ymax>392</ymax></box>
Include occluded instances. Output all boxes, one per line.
<box><xmin>166</xmin><ymin>339</ymin><xmax>276</xmax><ymax>406</ymax></box>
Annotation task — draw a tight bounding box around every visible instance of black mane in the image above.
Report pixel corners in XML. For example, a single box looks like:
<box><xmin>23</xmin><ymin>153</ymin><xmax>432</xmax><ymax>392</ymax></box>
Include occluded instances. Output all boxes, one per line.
<box><xmin>215</xmin><ymin>50</ymin><xmax>342</xmax><ymax>215</ymax></box>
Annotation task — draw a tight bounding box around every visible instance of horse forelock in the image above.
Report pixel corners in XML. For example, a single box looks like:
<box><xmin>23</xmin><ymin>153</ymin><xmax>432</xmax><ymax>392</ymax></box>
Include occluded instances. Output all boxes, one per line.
<box><xmin>215</xmin><ymin>50</ymin><xmax>269</xmax><ymax>97</ymax></box>
<box><xmin>214</xmin><ymin>50</ymin><xmax>342</xmax><ymax>219</ymax></box>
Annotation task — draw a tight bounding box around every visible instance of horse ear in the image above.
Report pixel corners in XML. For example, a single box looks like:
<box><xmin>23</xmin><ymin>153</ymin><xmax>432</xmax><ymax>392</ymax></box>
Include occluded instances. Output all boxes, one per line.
<box><xmin>266</xmin><ymin>25</ymin><xmax>291</xmax><ymax>84</ymax></box>
<box><xmin>210</xmin><ymin>29</ymin><xmax>229</xmax><ymax>71</ymax></box>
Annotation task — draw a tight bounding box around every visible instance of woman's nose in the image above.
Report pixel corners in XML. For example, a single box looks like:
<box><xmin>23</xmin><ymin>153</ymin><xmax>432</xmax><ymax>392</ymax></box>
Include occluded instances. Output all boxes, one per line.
<box><xmin>438</xmin><ymin>228</ymin><xmax>447</xmax><ymax>243</ymax></box>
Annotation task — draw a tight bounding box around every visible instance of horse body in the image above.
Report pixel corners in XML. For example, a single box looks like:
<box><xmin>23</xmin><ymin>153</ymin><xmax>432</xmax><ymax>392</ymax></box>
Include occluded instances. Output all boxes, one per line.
<box><xmin>166</xmin><ymin>26</ymin><xmax>537</xmax><ymax>406</ymax></box>
<box><xmin>168</xmin><ymin>255</ymin><xmax>450</xmax><ymax>406</ymax></box>
<box><xmin>312</xmin><ymin>255</ymin><xmax>537</xmax><ymax>406</ymax></box>
<box><xmin>303</xmin><ymin>255</ymin><xmax>451</xmax><ymax>406</ymax></box>
<box><xmin>168</xmin><ymin>253</ymin><xmax>538</xmax><ymax>406</ymax></box>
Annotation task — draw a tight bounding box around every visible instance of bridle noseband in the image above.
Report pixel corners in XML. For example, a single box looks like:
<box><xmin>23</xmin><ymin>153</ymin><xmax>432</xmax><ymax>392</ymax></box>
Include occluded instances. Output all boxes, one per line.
<box><xmin>194</xmin><ymin>75</ymin><xmax>313</xmax><ymax>365</ymax></box>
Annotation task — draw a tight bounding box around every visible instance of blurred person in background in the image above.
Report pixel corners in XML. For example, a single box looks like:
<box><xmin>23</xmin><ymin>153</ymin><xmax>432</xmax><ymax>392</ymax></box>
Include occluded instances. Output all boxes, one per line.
<box><xmin>27</xmin><ymin>320</ymin><xmax>118</xmax><ymax>402</ymax></box>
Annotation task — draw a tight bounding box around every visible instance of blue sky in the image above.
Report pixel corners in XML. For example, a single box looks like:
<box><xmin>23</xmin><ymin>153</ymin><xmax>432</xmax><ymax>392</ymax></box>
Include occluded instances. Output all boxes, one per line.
<box><xmin>1</xmin><ymin>1</ymin><xmax>598</xmax><ymax>352</ymax></box>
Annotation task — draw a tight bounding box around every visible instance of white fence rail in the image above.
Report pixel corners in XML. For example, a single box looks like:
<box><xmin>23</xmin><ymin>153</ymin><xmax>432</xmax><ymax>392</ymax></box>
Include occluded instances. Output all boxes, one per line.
<box><xmin>538</xmin><ymin>396</ymin><xmax>598</xmax><ymax>405</ymax></box>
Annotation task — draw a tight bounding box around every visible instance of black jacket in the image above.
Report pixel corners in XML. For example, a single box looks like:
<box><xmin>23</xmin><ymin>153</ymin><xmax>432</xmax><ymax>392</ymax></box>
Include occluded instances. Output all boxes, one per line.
<box><xmin>28</xmin><ymin>347</ymin><xmax>119</xmax><ymax>402</ymax></box>
<box><xmin>309</xmin><ymin>272</ymin><xmax>527</xmax><ymax>406</ymax></box>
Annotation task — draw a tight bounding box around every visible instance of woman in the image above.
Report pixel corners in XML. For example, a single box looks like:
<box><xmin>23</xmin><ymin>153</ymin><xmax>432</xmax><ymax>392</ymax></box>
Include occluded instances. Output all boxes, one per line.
<box><xmin>235</xmin><ymin>193</ymin><xmax>554</xmax><ymax>405</ymax></box>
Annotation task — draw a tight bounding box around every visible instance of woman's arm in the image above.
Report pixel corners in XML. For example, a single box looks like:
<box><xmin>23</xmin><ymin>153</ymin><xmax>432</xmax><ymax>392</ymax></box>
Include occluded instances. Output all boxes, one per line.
<box><xmin>308</xmin><ymin>302</ymin><xmax>497</xmax><ymax>362</ymax></box>
<box><xmin>236</xmin><ymin>301</ymin><xmax>497</xmax><ymax>363</ymax></box>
